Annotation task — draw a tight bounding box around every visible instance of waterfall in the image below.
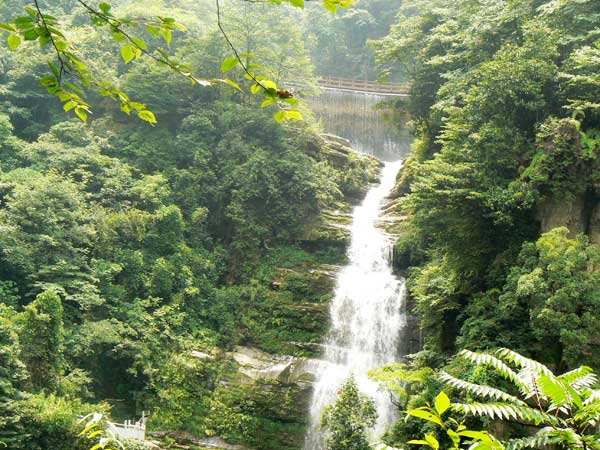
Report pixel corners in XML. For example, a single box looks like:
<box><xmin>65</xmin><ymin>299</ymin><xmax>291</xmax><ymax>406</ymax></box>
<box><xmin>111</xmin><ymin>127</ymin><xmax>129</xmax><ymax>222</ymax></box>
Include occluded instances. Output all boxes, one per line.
<box><xmin>307</xmin><ymin>89</ymin><xmax>411</xmax><ymax>162</ymax></box>
<box><xmin>304</xmin><ymin>160</ymin><xmax>407</xmax><ymax>449</ymax></box>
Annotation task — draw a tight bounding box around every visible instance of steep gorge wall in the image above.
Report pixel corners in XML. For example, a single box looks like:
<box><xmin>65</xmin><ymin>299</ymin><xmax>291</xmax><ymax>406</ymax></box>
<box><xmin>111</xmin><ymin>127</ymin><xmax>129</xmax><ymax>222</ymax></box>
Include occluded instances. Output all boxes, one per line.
<box><xmin>154</xmin><ymin>136</ymin><xmax>384</xmax><ymax>450</ymax></box>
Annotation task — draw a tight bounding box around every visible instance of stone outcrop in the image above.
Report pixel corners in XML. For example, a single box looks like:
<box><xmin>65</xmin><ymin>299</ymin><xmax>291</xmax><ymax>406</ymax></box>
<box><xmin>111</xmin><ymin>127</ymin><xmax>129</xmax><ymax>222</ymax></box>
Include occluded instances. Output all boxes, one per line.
<box><xmin>229</xmin><ymin>346</ymin><xmax>320</xmax><ymax>388</ymax></box>
<box><xmin>149</xmin><ymin>431</ymin><xmax>250</xmax><ymax>450</ymax></box>
<box><xmin>535</xmin><ymin>191</ymin><xmax>600</xmax><ymax>246</ymax></box>
<box><xmin>536</xmin><ymin>193</ymin><xmax>587</xmax><ymax>236</ymax></box>
<box><xmin>301</xmin><ymin>208</ymin><xmax>354</xmax><ymax>244</ymax></box>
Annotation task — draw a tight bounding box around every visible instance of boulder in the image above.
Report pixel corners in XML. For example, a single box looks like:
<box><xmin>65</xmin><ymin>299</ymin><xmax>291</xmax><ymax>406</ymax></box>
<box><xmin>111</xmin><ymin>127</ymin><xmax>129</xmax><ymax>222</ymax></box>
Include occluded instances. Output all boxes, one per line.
<box><xmin>190</xmin><ymin>350</ymin><xmax>214</xmax><ymax>360</ymax></box>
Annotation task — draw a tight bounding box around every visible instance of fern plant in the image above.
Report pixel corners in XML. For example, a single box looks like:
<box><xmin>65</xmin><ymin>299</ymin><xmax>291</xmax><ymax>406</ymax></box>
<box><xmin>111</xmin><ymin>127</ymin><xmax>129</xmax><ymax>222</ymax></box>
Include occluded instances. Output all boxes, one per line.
<box><xmin>407</xmin><ymin>391</ymin><xmax>505</xmax><ymax>450</ymax></box>
<box><xmin>440</xmin><ymin>349</ymin><xmax>600</xmax><ymax>450</ymax></box>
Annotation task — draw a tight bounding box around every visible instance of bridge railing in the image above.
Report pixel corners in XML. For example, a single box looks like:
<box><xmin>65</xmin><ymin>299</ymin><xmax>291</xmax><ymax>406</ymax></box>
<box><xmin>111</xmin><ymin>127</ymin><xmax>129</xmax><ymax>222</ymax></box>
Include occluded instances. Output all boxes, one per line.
<box><xmin>107</xmin><ymin>416</ymin><xmax>146</xmax><ymax>441</ymax></box>
<box><xmin>317</xmin><ymin>76</ymin><xmax>409</xmax><ymax>95</ymax></box>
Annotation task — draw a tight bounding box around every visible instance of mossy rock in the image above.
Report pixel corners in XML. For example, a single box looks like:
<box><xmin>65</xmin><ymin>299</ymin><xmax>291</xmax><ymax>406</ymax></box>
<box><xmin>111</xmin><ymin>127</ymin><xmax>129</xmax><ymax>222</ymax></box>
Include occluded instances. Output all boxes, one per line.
<box><xmin>301</xmin><ymin>209</ymin><xmax>353</xmax><ymax>245</ymax></box>
<box><xmin>273</xmin><ymin>265</ymin><xmax>338</xmax><ymax>303</ymax></box>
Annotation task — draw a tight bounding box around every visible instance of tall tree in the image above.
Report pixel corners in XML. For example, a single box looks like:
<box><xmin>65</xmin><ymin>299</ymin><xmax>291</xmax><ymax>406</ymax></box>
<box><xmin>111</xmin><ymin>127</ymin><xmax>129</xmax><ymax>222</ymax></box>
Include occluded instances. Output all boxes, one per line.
<box><xmin>321</xmin><ymin>377</ymin><xmax>377</xmax><ymax>450</ymax></box>
<box><xmin>19</xmin><ymin>289</ymin><xmax>65</xmax><ymax>391</ymax></box>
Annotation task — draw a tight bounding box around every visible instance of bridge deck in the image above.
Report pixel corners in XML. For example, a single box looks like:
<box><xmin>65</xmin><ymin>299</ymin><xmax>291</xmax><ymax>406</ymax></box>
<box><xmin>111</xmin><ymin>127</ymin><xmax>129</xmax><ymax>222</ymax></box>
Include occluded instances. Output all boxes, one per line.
<box><xmin>317</xmin><ymin>76</ymin><xmax>409</xmax><ymax>97</ymax></box>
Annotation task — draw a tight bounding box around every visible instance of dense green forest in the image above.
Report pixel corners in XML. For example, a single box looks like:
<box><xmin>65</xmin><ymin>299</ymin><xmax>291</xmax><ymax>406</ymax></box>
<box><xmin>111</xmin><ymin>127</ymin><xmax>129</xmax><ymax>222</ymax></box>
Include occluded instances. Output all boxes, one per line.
<box><xmin>378</xmin><ymin>0</ymin><xmax>600</xmax><ymax>447</ymax></box>
<box><xmin>1</xmin><ymin>0</ymin><xmax>600</xmax><ymax>449</ymax></box>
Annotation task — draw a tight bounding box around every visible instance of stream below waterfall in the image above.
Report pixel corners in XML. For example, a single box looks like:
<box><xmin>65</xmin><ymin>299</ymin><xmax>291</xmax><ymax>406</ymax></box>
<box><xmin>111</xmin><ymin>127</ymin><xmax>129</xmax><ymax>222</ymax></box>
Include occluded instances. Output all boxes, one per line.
<box><xmin>304</xmin><ymin>160</ymin><xmax>407</xmax><ymax>449</ymax></box>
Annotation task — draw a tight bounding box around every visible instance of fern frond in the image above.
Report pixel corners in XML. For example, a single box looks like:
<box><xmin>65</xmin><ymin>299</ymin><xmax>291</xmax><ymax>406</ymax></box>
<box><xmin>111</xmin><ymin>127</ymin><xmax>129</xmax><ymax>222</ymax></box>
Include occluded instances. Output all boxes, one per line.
<box><xmin>497</xmin><ymin>348</ymin><xmax>552</xmax><ymax>376</ymax></box>
<box><xmin>558</xmin><ymin>366</ymin><xmax>595</xmax><ymax>386</ymax></box>
<box><xmin>452</xmin><ymin>402</ymin><xmax>560</xmax><ymax>426</ymax></box>
<box><xmin>458</xmin><ymin>350</ymin><xmax>525</xmax><ymax>391</ymax></box>
<box><xmin>572</xmin><ymin>401</ymin><xmax>600</xmax><ymax>427</ymax></box>
<box><xmin>546</xmin><ymin>428</ymin><xmax>585</xmax><ymax>449</ymax></box>
<box><xmin>439</xmin><ymin>371</ymin><xmax>526</xmax><ymax>405</ymax></box>
<box><xmin>506</xmin><ymin>427</ymin><xmax>554</xmax><ymax>450</ymax></box>
<box><xmin>572</xmin><ymin>373</ymin><xmax>598</xmax><ymax>390</ymax></box>
<box><xmin>583</xmin><ymin>389</ymin><xmax>600</xmax><ymax>405</ymax></box>
<box><xmin>538</xmin><ymin>373</ymin><xmax>571</xmax><ymax>408</ymax></box>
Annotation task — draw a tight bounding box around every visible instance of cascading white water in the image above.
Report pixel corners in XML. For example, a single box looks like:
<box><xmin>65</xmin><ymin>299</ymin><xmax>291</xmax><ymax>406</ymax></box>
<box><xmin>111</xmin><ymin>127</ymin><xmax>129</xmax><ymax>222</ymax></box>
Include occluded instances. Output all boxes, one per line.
<box><xmin>305</xmin><ymin>160</ymin><xmax>407</xmax><ymax>450</ymax></box>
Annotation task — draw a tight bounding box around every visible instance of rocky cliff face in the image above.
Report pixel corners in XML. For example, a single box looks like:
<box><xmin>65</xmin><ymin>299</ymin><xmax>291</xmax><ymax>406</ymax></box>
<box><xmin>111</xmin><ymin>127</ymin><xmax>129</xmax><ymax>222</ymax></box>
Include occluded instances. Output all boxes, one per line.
<box><xmin>532</xmin><ymin>118</ymin><xmax>600</xmax><ymax>245</ymax></box>
<box><xmin>536</xmin><ymin>191</ymin><xmax>600</xmax><ymax>245</ymax></box>
<box><xmin>301</xmin><ymin>134</ymin><xmax>381</xmax><ymax>246</ymax></box>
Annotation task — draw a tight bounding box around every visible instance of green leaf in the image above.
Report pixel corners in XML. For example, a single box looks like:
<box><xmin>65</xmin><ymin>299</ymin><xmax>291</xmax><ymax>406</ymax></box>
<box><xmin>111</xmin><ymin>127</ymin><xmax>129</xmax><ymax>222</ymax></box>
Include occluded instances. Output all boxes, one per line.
<box><xmin>99</xmin><ymin>2</ymin><xmax>111</xmax><ymax>13</ymax></box>
<box><xmin>250</xmin><ymin>83</ymin><xmax>262</xmax><ymax>95</ymax></box>
<box><xmin>22</xmin><ymin>28</ymin><xmax>39</xmax><ymax>41</ymax></box>
<box><xmin>220</xmin><ymin>78</ymin><xmax>242</xmax><ymax>91</ymax></box>
<box><xmin>447</xmin><ymin>429</ymin><xmax>460</xmax><ymax>449</ymax></box>
<box><xmin>323</xmin><ymin>0</ymin><xmax>337</xmax><ymax>12</ymax></box>
<box><xmin>74</xmin><ymin>107</ymin><xmax>88</xmax><ymax>122</ymax></box>
<box><xmin>146</xmin><ymin>24</ymin><xmax>160</xmax><ymax>37</ymax></box>
<box><xmin>54</xmin><ymin>39</ymin><xmax>68</xmax><ymax>51</ymax></box>
<box><xmin>274</xmin><ymin>111</ymin><xmax>286</xmax><ymax>123</ymax></box>
<box><xmin>408</xmin><ymin>440</ymin><xmax>432</xmax><ymax>447</ymax></box>
<box><xmin>14</xmin><ymin>16</ymin><xmax>33</xmax><ymax>30</ymax></box>
<box><xmin>538</xmin><ymin>374</ymin><xmax>569</xmax><ymax>406</ymax></box>
<box><xmin>425</xmin><ymin>433</ymin><xmax>440</xmax><ymax>450</ymax></box>
<box><xmin>261</xmin><ymin>97</ymin><xmax>277</xmax><ymax>108</ymax></box>
<box><xmin>439</xmin><ymin>371</ymin><xmax>526</xmax><ymax>405</ymax></box>
<box><xmin>7</xmin><ymin>34</ymin><xmax>21</xmax><ymax>51</ymax></box>
<box><xmin>458</xmin><ymin>430</ymin><xmax>493</xmax><ymax>441</ymax></box>
<box><xmin>160</xmin><ymin>28</ymin><xmax>172</xmax><ymax>45</ymax></box>
<box><xmin>221</xmin><ymin>56</ymin><xmax>240</xmax><ymax>73</ymax></box>
<box><xmin>0</xmin><ymin>23</ymin><xmax>16</xmax><ymax>32</ymax></box>
<box><xmin>289</xmin><ymin>0</ymin><xmax>304</xmax><ymax>7</ymax></box>
<box><xmin>63</xmin><ymin>100</ymin><xmax>77</xmax><ymax>112</ymax></box>
<box><xmin>24</xmin><ymin>5</ymin><xmax>37</xmax><ymax>16</ymax></box>
<box><xmin>138</xmin><ymin>110</ymin><xmax>157</xmax><ymax>125</ymax></box>
<box><xmin>435</xmin><ymin>391</ymin><xmax>451</xmax><ymax>415</ymax></box>
<box><xmin>120</xmin><ymin>44</ymin><xmax>136</xmax><ymax>63</ymax></box>
<box><xmin>38</xmin><ymin>34</ymin><xmax>50</xmax><ymax>47</ymax></box>
<box><xmin>453</xmin><ymin>402</ymin><xmax>559</xmax><ymax>426</ymax></box>
<box><xmin>284</xmin><ymin>109</ymin><xmax>303</xmax><ymax>121</ymax></box>
<box><xmin>111</xmin><ymin>31</ymin><xmax>126</xmax><ymax>42</ymax></box>
<box><xmin>64</xmin><ymin>82</ymin><xmax>84</xmax><ymax>97</ymax></box>
<box><xmin>406</xmin><ymin>407</ymin><xmax>444</xmax><ymax>426</ymax></box>
<box><xmin>261</xmin><ymin>79</ymin><xmax>277</xmax><ymax>90</ymax></box>
<box><xmin>131</xmin><ymin>37</ymin><xmax>147</xmax><ymax>50</ymax></box>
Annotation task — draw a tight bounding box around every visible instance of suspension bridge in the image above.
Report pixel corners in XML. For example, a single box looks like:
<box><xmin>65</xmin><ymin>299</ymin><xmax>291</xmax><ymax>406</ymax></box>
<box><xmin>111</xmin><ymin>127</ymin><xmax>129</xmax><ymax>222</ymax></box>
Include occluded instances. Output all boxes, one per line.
<box><xmin>316</xmin><ymin>76</ymin><xmax>409</xmax><ymax>97</ymax></box>
<box><xmin>285</xmin><ymin>76</ymin><xmax>410</xmax><ymax>97</ymax></box>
